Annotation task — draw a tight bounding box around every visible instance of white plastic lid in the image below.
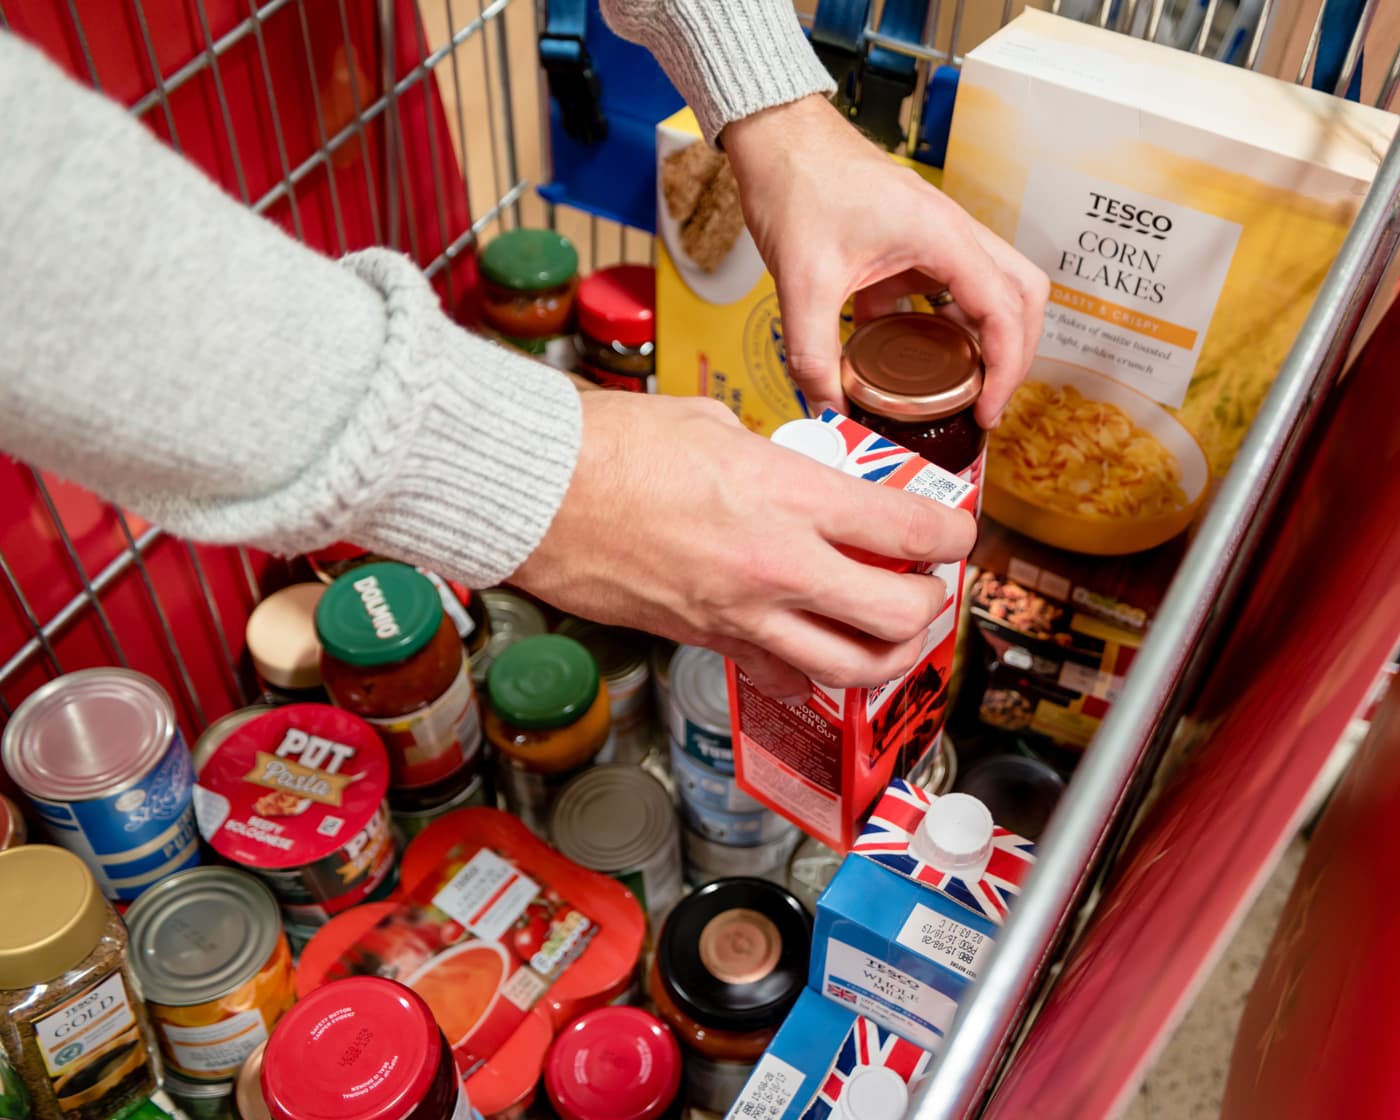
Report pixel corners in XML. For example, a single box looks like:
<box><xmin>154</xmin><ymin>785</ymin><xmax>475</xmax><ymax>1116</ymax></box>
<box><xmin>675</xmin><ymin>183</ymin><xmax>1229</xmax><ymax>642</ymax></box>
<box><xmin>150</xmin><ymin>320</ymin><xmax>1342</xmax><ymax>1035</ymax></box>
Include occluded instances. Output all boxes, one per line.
<box><xmin>837</xmin><ymin>1066</ymin><xmax>910</xmax><ymax>1120</ymax></box>
<box><xmin>910</xmin><ymin>792</ymin><xmax>994</xmax><ymax>873</ymax></box>
<box><xmin>771</xmin><ymin>419</ymin><xmax>847</xmax><ymax>468</ymax></box>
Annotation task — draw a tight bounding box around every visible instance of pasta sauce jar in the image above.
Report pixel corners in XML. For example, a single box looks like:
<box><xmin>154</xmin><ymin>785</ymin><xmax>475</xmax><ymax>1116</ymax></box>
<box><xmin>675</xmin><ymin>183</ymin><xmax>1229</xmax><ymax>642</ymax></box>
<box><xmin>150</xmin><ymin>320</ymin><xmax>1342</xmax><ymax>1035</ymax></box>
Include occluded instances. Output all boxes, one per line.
<box><xmin>841</xmin><ymin>312</ymin><xmax>988</xmax><ymax>491</ymax></box>
<box><xmin>573</xmin><ymin>265</ymin><xmax>655</xmax><ymax>393</ymax></box>
<box><xmin>648</xmin><ymin>878</ymin><xmax>810</xmax><ymax>1114</ymax></box>
<box><xmin>260</xmin><ymin>977</ymin><xmax>472</xmax><ymax>1120</ymax></box>
<box><xmin>479</xmin><ymin>229</ymin><xmax>579</xmax><ymax>369</ymax></box>
<box><xmin>544</xmin><ymin>1007</ymin><xmax>682</xmax><ymax>1120</ymax></box>
<box><xmin>485</xmin><ymin>636</ymin><xmax>610</xmax><ymax>836</ymax></box>
<box><xmin>317</xmin><ymin>563</ymin><xmax>483</xmax><ymax>801</ymax></box>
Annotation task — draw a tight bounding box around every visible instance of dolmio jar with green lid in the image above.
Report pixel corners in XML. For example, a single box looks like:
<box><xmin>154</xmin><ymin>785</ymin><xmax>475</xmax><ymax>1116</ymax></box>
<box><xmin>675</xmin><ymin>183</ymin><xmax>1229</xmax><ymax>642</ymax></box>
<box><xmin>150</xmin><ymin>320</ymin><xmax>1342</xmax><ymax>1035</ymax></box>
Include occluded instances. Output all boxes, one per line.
<box><xmin>316</xmin><ymin>563</ymin><xmax>483</xmax><ymax>806</ymax></box>
<box><xmin>485</xmin><ymin>635</ymin><xmax>611</xmax><ymax>836</ymax></box>
<box><xmin>0</xmin><ymin>845</ymin><xmax>159</xmax><ymax>1120</ymax></box>
<box><xmin>479</xmin><ymin>229</ymin><xmax>579</xmax><ymax>369</ymax></box>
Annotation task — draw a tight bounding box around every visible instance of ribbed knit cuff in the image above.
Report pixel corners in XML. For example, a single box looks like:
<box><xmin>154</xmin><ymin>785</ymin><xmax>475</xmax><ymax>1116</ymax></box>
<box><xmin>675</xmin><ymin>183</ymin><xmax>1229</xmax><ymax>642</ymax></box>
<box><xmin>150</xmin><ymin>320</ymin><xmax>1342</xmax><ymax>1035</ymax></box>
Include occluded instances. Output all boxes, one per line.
<box><xmin>328</xmin><ymin>251</ymin><xmax>582</xmax><ymax>588</ymax></box>
<box><xmin>601</xmin><ymin>0</ymin><xmax>836</xmax><ymax>144</ymax></box>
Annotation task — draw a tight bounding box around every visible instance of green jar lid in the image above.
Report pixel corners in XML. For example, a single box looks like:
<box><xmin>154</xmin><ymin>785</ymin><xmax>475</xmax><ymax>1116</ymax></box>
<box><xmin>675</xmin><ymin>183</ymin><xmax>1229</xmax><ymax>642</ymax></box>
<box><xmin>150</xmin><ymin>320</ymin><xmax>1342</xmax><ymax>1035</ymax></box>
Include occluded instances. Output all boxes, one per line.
<box><xmin>315</xmin><ymin>561</ymin><xmax>443</xmax><ymax>667</ymax></box>
<box><xmin>488</xmin><ymin>635</ymin><xmax>599</xmax><ymax>729</ymax></box>
<box><xmin>480</xmin><ymin>229</ymin><xmax>579</xmax><ymax>292</ymax></box>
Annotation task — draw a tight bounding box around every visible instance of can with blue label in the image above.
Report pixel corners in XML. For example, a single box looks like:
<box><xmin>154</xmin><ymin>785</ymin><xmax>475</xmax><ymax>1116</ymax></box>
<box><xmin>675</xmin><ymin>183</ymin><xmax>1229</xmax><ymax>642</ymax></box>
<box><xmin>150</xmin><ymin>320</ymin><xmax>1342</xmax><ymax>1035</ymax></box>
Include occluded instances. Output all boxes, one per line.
<box><xmin>666</xmin><ymin>646</ymin><xmax>734</xmax><ymax>773</ymax></box>
<box><xmin>669</xmin><ymin>738</ymin><xmax>766</xmax><ymax>814</ymax></box>
<box><xmin>2</xmin><ymin>669</ymin><xmax>199</xmax><ymax>901</ymax></box>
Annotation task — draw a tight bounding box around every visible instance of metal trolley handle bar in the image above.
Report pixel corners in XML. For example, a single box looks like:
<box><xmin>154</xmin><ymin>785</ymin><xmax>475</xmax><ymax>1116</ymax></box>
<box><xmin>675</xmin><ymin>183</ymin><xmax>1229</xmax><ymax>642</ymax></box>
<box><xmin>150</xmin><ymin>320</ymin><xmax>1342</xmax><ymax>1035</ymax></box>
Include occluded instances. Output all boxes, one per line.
<box><xmin>908</xmin><ymin>127</ymin><xmax>1400</xmax><ymax>1120</ymax></box>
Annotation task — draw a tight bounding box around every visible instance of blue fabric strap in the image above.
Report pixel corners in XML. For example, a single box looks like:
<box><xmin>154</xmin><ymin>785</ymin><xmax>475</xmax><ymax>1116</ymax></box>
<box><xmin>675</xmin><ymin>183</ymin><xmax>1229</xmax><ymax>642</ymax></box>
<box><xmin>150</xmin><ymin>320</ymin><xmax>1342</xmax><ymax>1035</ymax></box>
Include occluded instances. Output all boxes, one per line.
<box><xmin>539</xmin><ymin>0</ymin><xmax>607</xmax><ymax>143</ymax></box>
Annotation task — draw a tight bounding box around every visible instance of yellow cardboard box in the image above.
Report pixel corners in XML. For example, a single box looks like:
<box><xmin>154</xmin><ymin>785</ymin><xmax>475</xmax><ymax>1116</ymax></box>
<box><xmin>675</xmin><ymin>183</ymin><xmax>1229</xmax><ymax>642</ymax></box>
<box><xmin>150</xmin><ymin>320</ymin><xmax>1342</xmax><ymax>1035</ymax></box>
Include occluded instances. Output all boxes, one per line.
<box><xmin>654</xmin><ymin>107</ymin><xmax>944</xmax><ymax>435</ymax></box>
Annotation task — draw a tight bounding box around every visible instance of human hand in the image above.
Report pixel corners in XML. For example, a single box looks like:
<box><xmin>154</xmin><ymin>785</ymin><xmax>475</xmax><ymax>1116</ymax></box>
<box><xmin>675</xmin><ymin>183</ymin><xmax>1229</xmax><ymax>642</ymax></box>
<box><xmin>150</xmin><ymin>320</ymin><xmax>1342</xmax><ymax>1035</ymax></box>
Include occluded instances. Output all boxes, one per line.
<box><xmin>510</xmin><ymin>391</ymin><xmax>977</xmax><ymax>702</ymax></box>
<box><xmin>723</xmin><ymin>94</ymin><xmax>1049</xmax><ymax>427</ymax></box>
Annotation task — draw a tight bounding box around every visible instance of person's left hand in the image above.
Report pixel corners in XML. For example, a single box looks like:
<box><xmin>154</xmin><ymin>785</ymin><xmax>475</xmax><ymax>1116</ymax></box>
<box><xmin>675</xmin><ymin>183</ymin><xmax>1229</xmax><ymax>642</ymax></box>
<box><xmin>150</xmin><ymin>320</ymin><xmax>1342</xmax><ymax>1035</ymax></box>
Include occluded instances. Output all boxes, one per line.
<box><xmin>723</xmin><ymin>94</ymin><xmax>1049</xmax><ymax>427</ymax></box>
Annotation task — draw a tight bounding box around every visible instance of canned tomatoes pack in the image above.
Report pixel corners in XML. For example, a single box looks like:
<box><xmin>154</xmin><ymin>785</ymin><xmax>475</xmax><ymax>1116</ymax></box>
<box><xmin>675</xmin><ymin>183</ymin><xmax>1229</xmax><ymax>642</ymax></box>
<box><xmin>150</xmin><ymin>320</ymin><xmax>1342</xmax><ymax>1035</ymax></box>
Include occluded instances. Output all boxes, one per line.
<box><xmin>193</xmin><ymin>705</ymin><xmax>395</xmax><ymax>926</ymax></box>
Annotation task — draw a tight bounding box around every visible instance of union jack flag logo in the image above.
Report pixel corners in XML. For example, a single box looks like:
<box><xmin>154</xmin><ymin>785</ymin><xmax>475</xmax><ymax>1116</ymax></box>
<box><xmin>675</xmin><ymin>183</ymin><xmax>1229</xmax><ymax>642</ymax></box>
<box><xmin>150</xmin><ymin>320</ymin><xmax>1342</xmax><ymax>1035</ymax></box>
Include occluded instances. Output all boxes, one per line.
<box><xmin>819</xmin><ymin>410</ymin><xmax>916</xmax><ymax>483</ymax></box>
<box><xmin>853</xmin><ymin>779</ymin><xmax>1037</xmax><ymax>925</ymax></box>
<box><xmin>798</xmin><ymin>1016</ymin><xmax>932</xmax><ymax>1120</ymax></box>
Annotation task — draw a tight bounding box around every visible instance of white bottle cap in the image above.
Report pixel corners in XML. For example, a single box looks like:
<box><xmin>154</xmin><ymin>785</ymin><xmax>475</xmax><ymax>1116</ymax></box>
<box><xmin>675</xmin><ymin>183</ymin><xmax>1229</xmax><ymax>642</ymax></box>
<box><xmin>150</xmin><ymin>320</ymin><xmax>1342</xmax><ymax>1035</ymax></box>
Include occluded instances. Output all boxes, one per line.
<box><xmin>909</xmin><ymin>792</ymin><xmax>994</xmax><ymax>873</ymax></box>
<box><xmin>838</xmin><ymin>1066</ymin><xmax>910</xmax><ymax>1120</ymax></box>
<box><xmin>771</xmin><ymin>418</ymin><xmax>847</xmax><ymax>469</ymax></box>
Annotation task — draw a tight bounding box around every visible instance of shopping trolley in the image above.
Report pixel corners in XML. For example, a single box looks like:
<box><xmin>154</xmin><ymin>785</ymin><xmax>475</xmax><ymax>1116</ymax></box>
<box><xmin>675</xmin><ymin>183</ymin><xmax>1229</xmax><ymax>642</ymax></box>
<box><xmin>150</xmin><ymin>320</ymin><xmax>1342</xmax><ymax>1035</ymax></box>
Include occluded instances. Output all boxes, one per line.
<box><xmin>1</xmin><ymin>1</ymin><xmax>1398</xmax><ymax>1117</ymax></box>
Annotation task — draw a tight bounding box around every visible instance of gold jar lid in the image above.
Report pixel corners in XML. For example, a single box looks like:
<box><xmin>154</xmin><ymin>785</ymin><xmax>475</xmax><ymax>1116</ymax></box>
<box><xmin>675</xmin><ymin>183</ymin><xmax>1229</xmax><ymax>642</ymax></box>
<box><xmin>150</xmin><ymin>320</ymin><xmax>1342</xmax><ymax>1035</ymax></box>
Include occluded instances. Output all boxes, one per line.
<box><xmin>246</xmin><ymin>583</ymin><xmax>326</xmax><ymax>691</ymax></box>
<box><xmin>0</xmin><ymin>794</ymin><xmax>25</xmax><ymax>851</ymax></box>
<box><xmin>841</xmin><ymin>312</ymin><xmax>984</xmax><ymax>421</ymax></box>
<box><xmin>0</xmin><ymin>845</ymin><xmax>110</xmax><ymax>988</ymax></box>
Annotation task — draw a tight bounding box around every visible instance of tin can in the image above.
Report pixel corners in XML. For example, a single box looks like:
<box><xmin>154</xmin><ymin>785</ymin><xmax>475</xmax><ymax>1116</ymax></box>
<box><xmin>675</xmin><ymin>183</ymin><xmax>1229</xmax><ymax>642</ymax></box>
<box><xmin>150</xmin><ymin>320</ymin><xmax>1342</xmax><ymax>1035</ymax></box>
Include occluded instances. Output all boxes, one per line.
<box><xmin>390</xmin><ymin>770</ymin><xmax>488</xmax><ymax>844</ymax></box>
<box><xmin>676</xmin><ymin>788</ymin><xmax>795</xmax><ymax>848</ymax></box>
<box><xmin>0</xmin><ymin>793</ymin><xmax>26</xmax><ymax>850</ymax></box>
<box><xmin>911</xmin><ymin>733</ymin><xmax>958</xmax><ymax>797</ymax></box>
<box><xmin>680</xmin><ymin>823</ymin><xmax>800</xmax><ymax>889</ymax></box>
<box><xmin>163</xmin><ymin>1071</ymin><xmax>236</xmax><ymax>1120</ymax></box>
<box><xmin>191</xmin><ymin>706</ymin><xmax>276</xmax><ymax>774</ymax></box>
<box><xmin>550</xmin><ymin>765</ymin><xmax>682</xmax><ymax>931</ymax></box>
<box><xmin>193</xmin><ymin>705</ymin><xmax>395</xmax><ymax>928</ymax></box>
<box><xmin>666</xmin><ymin>647</ymin><xmax>733</xmax><ymax>773</ymax></box>
<box><xmin>785</xmin><ymin>833</ymin><xmax>842</xmax><ymax>914</ymax></box>
<box><xmin>555</xmin><ymin>620</ymin><xmax>654</xmax><ymax>766</ymax></box>
<box><xmin>668</xmin><ymin>740</ymin><xmax>765</xmax><ymax>815</ymax></box>
<box><xmin>125</xmin><ymin>867</ymin><xmax>296</xmax><ymax>1082</ymax></box>
<box><xmin>472</xmin><ymin>590</ymin><xmax>549</xmax><ymax>687</ymax></box>
<box><xmin>2</xmin><ymin>669</ymin><xmax>199</xmax><ymax>901</ymax></box>
<box><xmin>650</xmin><ymin>642</ymin><xmax>676</xmax><ymax>730</ymax></box>
<box><xmin>260</xmin><ymin>978</ymin><xmax>472</xmax><ymax>1120</ymax></box>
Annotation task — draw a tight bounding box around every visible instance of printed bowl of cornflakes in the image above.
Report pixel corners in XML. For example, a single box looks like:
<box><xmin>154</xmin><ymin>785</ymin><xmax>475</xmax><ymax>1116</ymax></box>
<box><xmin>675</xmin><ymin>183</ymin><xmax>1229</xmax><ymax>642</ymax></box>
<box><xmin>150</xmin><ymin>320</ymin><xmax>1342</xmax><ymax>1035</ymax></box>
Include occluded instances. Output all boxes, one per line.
<box><xmin>984</xmin><ymin>360</ymin><xmax>1209</xmax><ymax>555</ymax></box>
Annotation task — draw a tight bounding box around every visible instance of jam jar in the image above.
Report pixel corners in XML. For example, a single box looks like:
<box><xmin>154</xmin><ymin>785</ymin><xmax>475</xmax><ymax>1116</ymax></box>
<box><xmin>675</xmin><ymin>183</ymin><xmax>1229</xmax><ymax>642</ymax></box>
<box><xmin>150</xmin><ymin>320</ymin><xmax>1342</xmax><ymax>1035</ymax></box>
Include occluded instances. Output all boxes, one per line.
<box><xmin>245</xmin><ymin>583</ymin><xmax>331</xmax><ymax>705</ymax></box>
<box><xmin>479</xmin><ymin>229</ymin><xmax>579</xmax><ymax>369</ymax></box>
<box><xmin>842</xmin><ymin>312</ymin><xmax>987</xmax><ymax>488</ymax></box>
<box><xmin>484</xmin><ymin>635</ymin><xmax>610</xmax><ymax>837</ymax></box>
<box><xmin>574</xmin><ymin>265</ymin><xmax>655</xmax><ymax>393</ymax></box>
<box><xmin>316</xmin><ymin>562</ymin><xmax>483</xmax><ymax>804</ymax></box>
<box><xmin>648</xmin><ymin>878</ymin><xmax>811</xmax><ymax>1114</ymax></box>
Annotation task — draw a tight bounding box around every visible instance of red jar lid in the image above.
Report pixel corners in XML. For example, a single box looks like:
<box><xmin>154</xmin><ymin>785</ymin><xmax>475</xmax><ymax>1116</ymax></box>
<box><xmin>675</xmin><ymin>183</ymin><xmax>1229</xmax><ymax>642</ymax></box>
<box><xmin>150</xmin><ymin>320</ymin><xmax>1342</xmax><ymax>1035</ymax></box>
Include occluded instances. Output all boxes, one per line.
<box><xmin>262</xmin><ymin>977</ymin><xmax>443</xmax><ymax>1120</ymax></box>
<box><xmin>545</xmin><ymin>1007</ymin><xmax>681</xmax><ymax>1120</ymax></box>
<box><xmin>576</xmin><ymin>265</ymin><xmax>655</xmax><ymax>349</ymax></box>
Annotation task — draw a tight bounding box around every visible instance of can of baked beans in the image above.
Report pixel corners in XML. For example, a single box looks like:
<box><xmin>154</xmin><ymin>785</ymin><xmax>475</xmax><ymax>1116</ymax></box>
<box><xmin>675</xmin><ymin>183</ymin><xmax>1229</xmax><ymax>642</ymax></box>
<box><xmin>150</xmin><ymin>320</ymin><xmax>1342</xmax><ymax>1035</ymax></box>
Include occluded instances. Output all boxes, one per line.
<box><xmin>193</xmin><ymin>705</ymin><xmax>395</xmax><ymax>928</ymax></box>
<box><xmin>125</xmin><ymin>866</ymin><xmax>296</xmax><ymax>1081</ymax></box>
<box><xmin>1</xmin><ymin>669</ymin><xmax>200</xmax><ymax>900</ymax></box>
<box><xmin>666</xmin><ymin>647</ymin><xmax>733</xmax><ymax>774</ymax></box>
<box><xmin>261</xmin><ymin>978</ymin><xmax>473</xmax><ymax>1120</ymax></box>
<box><xmin>550</xmin><ymin>765</ymin><xmax>683</xmax><ymax>933</ymax></box>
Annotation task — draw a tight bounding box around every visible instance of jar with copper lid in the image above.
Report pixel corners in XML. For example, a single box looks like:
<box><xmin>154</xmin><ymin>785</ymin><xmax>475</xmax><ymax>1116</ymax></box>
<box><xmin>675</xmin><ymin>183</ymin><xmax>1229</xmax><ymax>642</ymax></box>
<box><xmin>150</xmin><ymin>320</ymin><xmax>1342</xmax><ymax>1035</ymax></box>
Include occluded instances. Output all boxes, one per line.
<box><xmin>316</xmin><ymin>563</ymin><xmax>483</xmax><ymax>806</ymax></box>
<box><xmin>0</xmin><ymin>792</ymin><xmax>25</xmax><ymax>850</ymax></box>
<box><xmin>245</xmin><ymin>584</ymin><xmax>330</xmax><ymax>705</ymax></box>
<box><xmin>842</xmin><ymin>312</ymin><xmax>988</xmax><ymax>488</ymax></box>
<box><xmin>648</xmin><ymin>878</ymin><xmax>811</xmax><ymax>1114</ymax></box>
<box><xmin>0</xmin><ymin>845</ymin><xmax>160</xmax><ymax>1120</ymax></box>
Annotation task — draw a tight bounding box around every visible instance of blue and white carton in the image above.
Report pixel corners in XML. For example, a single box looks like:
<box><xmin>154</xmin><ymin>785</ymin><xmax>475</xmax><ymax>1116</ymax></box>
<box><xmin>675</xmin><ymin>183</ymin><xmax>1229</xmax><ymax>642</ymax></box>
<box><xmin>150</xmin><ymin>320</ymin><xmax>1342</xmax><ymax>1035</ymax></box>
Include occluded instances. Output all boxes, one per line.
<box><xmin>810</xmin><ymin>853</ymin><xmax>999</xmax><ymax>1053</ymax></box>
<box><xmin>725</xmin><ymin>989</ymin><xmax>932</xmax><ymax>1120</ymax></box>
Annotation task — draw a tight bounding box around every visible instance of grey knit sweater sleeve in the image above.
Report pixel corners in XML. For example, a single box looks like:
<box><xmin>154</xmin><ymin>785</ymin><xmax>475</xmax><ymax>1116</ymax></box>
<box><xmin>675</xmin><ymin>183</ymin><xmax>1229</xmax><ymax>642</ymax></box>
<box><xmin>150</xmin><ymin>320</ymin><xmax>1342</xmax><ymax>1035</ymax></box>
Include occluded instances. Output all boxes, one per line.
<box><xmin>600</xmin><ymin>0</ymin><xmax>836</xmax><ymax>143</ymax></box>
<box><xmin>0</xmin><ymin>32</ymin><xmax>580</xmax><ymax>590</ymax></box>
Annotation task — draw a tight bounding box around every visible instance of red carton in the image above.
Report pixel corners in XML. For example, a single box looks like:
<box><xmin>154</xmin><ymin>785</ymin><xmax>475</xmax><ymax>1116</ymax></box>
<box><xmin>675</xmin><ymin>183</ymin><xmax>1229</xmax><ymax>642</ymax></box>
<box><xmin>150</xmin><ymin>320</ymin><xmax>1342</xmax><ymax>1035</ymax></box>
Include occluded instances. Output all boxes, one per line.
<box><xmin>728</xmin><ymin>411</ymin><xmax>979</xmax><ymax>851</ymax></box>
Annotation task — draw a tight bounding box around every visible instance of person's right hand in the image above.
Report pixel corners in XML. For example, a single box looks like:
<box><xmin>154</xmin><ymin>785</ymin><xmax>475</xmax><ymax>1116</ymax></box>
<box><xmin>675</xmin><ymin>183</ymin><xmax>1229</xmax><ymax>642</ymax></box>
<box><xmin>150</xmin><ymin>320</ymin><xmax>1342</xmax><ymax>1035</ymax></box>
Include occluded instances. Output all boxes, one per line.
<box><xmin>510</xmin><ymin>390</ymin><xmax>977</xmax><ymax>702</ymax></box>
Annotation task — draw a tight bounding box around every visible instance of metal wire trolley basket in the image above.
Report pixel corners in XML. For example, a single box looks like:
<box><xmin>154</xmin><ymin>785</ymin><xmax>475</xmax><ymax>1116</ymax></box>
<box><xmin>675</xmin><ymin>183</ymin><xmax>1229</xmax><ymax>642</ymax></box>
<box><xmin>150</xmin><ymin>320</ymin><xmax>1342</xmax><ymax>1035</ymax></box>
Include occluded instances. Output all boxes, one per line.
<box><xmin>0</xmin><ymin>1</ymin><xmax>1397</xmax><ymax>1117</ymax></box>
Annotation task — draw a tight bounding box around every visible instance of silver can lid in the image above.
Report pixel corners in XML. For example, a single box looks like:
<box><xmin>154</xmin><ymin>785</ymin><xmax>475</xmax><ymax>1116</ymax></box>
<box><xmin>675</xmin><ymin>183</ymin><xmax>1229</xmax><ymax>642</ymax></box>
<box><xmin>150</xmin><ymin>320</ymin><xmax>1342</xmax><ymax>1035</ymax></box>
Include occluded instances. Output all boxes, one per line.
<box><xmin>550</xmin><ymin>764</ymin><xmax>676</xmax><ymax>874</ymax></box>
<box><xmin>473</xmin><ymin>590</ymin><xmax>550</xmax><ymax>683</ymax></box>
<box><xmin>125</xmin><ymin>866</ymin><xmax>284</xmax><ymax>1006</ymax></box>
<box><xmin>669</xmin><ymin>646</ymin><xmax>731</xmax><ymax>738</ymax></box>
<box><xmin>555</xmin><ymin>619</ymin><xmax>651</xmax><ymax>691</ymax></box>
<box><xmin>191</xmin><ymin>705</ymin><xmax>276</xmax><ymax>774</ymax></box>
<box><xmin>3</xmin><ymin>669</ymin><xmax>177</xmax><ymax>801</ymax></box>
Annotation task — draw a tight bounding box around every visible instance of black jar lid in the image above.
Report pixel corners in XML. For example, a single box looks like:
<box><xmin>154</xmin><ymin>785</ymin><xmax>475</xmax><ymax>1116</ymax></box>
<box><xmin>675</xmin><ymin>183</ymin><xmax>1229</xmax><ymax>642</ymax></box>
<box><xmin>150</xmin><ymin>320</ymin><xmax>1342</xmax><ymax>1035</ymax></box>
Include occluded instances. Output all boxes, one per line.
<box><xmin>655</xmin><ymin>877</ymin><xmax>811</xmax><ymax>1032</ymax></box>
